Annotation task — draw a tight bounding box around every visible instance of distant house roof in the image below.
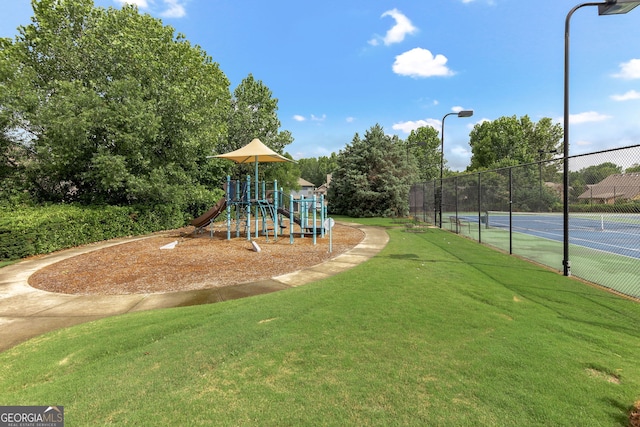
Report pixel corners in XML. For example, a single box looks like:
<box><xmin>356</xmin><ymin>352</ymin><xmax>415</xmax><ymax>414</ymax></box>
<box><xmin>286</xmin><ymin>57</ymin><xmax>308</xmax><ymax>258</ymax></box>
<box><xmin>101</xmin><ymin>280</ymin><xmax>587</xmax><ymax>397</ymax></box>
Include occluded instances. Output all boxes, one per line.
<box><xmin>314</xmin><ymin>174</ymin><xmax>332</xmax><ymax>196</ymax></box>
<box><xmin>298</xmin><ymin>178</ymin><xmax>315</xmax><ymax>188</ymax></box>
<box><xmin>577</xmin><ymin>173</ymin><xmax>640</xmax><ymax>201</ymax></box>
<box><xmin>315</xmin><ymin>183</ymin><xmax>328</xmax><ymax>195</ymax></box>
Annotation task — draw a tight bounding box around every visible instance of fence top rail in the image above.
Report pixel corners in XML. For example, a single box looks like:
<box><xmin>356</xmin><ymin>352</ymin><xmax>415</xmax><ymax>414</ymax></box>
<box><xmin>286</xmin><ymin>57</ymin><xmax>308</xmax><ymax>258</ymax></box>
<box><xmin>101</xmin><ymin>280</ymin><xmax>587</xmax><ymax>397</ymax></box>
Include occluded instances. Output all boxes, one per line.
<box><xmin>412</xmin><ymin>143</ymin><xmax>640</xmax><ymax>186</ymax></box>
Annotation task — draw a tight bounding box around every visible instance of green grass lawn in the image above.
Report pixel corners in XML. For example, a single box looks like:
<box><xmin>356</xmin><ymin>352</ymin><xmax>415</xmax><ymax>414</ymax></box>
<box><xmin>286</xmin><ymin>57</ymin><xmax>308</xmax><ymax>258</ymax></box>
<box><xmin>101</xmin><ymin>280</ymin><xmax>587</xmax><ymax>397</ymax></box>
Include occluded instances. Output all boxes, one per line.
<box><xmin>1</xmin><ymin>220</ymin><xmax>639</xmax><ymax>426</ymax></box>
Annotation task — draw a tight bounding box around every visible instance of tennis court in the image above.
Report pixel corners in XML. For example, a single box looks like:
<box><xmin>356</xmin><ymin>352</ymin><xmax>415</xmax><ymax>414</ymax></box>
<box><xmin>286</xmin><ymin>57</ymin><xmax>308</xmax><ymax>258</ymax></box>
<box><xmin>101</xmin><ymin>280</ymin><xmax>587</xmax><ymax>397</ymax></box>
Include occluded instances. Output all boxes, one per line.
<box><xmin>484</xmin><ymin>212</ymin><xmax>640</xmax><ymax>259</ymax></box>
<box><xmin>411</xmin><ymin>144</ymin><xmax>640</xmax><ymax>298</ymax></box>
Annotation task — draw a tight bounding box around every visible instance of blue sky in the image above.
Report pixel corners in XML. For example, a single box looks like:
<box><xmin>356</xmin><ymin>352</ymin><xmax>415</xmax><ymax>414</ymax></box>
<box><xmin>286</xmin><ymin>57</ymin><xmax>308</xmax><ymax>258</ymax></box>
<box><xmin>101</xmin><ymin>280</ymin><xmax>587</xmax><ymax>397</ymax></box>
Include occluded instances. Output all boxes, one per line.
<box><xmin>2</xmin><ymin>0</ymin><xmax>640</xmax><ymax>170</ymax></box>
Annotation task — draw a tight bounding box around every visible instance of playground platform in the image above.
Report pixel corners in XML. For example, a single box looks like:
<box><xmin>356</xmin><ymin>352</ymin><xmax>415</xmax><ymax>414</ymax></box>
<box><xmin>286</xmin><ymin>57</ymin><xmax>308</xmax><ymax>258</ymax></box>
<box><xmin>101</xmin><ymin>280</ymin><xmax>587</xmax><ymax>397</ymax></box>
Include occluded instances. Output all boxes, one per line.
<box><xmin>0</xmin><ymin>222</ymin><xmax>388</xmax><ymax>353</ymax></box>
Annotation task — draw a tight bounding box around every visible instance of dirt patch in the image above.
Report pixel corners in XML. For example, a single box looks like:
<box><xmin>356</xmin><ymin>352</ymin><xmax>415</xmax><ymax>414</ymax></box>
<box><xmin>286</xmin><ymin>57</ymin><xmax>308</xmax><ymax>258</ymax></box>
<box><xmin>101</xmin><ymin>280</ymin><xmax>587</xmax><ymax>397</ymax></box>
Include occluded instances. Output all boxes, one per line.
<box><xmin>585</xmin><ymin>367</ymin><xmax>621</xmax><ymax>385</ymax></box>
<box><xmin>631</xmin><ymin>400</ymin><xmax>640</xmax><ymax>427</ymax></box>
<box><xmin>29</xmin><ymin>223</ymin><xmax>364</xmax><ymax>295</ymax></box>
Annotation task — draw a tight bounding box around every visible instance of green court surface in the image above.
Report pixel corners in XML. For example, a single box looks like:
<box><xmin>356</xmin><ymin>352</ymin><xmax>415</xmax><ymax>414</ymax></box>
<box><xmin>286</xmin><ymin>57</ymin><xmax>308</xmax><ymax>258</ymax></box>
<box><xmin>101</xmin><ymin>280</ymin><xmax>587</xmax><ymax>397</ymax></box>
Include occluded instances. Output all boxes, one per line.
<box><xmin>456</xmin><ymin>221</ymin><xmax>640</xmax><ymax>299</ymax></box>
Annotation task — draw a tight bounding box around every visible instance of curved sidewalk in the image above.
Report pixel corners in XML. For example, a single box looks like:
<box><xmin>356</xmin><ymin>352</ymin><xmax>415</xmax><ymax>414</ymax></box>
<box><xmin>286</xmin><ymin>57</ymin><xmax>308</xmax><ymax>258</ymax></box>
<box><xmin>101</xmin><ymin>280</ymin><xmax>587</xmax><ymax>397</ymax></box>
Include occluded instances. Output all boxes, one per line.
<box><xmin>0</xmin><ymin>223</ymin><xmax>388</xmax><ymax>353</ymax></box>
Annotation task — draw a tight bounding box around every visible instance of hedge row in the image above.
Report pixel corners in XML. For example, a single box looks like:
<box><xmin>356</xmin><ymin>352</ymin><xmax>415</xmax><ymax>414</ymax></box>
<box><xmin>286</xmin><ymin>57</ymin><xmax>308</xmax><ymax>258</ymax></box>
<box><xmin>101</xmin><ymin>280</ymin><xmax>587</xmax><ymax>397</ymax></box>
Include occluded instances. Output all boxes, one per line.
<box><xmin>0</xmin><ymin>204</ymin><xmax>187</xmax><ymax>261</ymax></box>
<box><xmin>570</xmin><ymin>202</ymin><xmax>640</xmax><ymax>213</ymax></box>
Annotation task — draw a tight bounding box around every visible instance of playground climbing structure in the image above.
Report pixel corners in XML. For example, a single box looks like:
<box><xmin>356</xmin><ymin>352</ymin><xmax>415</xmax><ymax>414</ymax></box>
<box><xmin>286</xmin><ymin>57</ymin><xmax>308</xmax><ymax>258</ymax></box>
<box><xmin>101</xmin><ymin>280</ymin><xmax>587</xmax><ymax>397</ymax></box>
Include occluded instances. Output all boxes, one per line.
<box><xmin>221</xmin><ymin>176</ymin><xmax>327</xmax><ymax>244</ymax></box>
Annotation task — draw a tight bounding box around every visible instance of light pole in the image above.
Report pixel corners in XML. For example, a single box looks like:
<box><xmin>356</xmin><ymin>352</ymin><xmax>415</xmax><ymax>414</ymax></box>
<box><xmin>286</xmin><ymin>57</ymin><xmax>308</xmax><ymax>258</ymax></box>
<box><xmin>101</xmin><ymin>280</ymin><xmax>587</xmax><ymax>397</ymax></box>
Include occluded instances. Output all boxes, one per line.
<box><xmin>562</xmin><ymin>0</ymin><xmax>640</xmax><ymax>276</ymax></box>
<box><xmin>439</xmin><ymin>110</ymin><xmax>473</xmax><ymax>228</ymax></box>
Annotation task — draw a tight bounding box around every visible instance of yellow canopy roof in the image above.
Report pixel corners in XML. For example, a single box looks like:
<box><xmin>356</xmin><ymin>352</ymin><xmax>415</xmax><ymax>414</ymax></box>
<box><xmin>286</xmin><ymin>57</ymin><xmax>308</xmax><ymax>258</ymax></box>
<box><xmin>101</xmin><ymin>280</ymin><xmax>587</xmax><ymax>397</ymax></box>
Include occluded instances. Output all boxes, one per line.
<box><xmin>213</xmin><ymin>138</ymin><xmax>293</xmax><ymax>164</ymax></box>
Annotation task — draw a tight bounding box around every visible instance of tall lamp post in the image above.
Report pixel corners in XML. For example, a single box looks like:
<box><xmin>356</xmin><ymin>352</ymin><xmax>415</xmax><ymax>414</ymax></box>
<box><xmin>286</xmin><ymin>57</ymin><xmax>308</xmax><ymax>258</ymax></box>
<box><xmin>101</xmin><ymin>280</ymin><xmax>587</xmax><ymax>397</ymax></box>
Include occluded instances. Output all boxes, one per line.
<box><xmin>562</xmin><ymin>0</ymin><xmax>640</xmax><ymax>276</ymax></box>
<box><xmin>439</xmin><ymin>110</ymin><xmax>473</xmax><ymax>228</ymax></box>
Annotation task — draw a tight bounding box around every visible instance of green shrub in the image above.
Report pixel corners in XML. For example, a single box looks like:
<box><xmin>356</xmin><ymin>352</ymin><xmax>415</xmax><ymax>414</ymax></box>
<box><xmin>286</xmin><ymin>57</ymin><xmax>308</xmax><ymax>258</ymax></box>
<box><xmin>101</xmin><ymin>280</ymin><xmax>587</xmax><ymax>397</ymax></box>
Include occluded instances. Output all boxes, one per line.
<box><xmin>570</xmin><ymin>202</ymin><xmax>640</xmax><ymax>213</ymax></box>
<box><xmin>0</xmin><ymin>203</ymin><xmax>193</xmax><ymax>262</ymax></box>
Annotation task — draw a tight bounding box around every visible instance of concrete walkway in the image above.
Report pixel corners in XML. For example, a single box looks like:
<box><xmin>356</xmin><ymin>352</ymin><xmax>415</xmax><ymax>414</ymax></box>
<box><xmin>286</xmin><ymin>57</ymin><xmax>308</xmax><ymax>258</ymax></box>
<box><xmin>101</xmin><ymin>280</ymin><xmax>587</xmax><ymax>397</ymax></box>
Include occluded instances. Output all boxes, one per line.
<box><xmin>0</xmin><ymin>223</ymin><xmax>388</xmax><ymax>353</ymax></box>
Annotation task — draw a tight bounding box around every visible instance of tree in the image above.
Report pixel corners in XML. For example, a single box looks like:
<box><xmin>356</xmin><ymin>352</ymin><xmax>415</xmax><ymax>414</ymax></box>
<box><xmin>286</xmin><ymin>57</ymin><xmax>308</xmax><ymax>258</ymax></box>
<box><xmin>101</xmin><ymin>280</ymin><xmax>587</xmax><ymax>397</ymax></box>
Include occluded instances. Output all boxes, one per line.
<box><xmin>262</xmin><ymin>153</ymin><xmax>300</xmax><ymax>194</ymax></box>
<box><xmin>222</xmin><ymin>74</ymin><xmax>293</xmax><ymax>179</ymax></box>
<box><xmin>0</xmin><ymin>37</ymin><xmax>33</xmax><ymax>204</ymax></box>
<box><xmin>298</xmin><ymin>154</ymin><xmax>338</xmax><ymax>187</ymax></box>
<box><xmin>468</xmin><ymin>115</ymin><xmax>562</xmax><ymax>171</ymax></box>
<box><xmin>297</xmin><ymin>158</ymin><xmax>322</xmax><ymax>187</ymax></box>
<box><xmin>625</xmin><ymin>164</ymin><xmax>640</xmax><ymax>174</ymax></box>
<box><xmin>328</xmin><ymin>124</ymin><xmax>415</xmax><ymax>217</ymax></box>
<box><xmin>406</xmin><ymin>126</ymin><xmax>441</xmax><ymax>181</ymax></box>
<box><xmin>1</xmin><ymin>0</ymin><xmax>231</xmax><ymax>212</ymax></box>
<box><xmin>578</xmin><ymin>162</ymin><xmax>622</xmax><ymax>185</ymax></box>
<box><xmin>318</xmin><ymin>154</ymin><xmax>339</xmax><ymax>182</ymax></box>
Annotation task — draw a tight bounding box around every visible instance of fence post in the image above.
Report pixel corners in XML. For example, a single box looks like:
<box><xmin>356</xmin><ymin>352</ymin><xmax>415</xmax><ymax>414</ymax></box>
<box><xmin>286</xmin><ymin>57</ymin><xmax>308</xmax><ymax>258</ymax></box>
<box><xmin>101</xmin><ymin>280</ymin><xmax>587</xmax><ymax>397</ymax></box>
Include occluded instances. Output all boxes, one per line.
<box><xmin>226</xmin><ymin>176</ymin><xmax>231</xmax><ymax>241</ymax></box>
<box><xmin>434</xmin><ymin>180</ymin><xmax>439</xmax><ymax>227</ymax></box>
<box><xmin>478</xmin><ymin>172</ymin><xmax>482</xmax><ymax>244</ymax></box>
<box><xmin>509</xmin><ymin>167</ymin><xmax>513</xmax><ymax>255</ymax></box>
<box><xmin>289</xmin><ymin>197</ymin><xmax>294</xmax><ymax>244</ymax></box>
<box><xmin>235</xmin><ymin>179</ymin><xmax>241</xmax><ymax>238</ymax></box>
<box><xmin>274</xmin><ymin>180</ymin><xmax>279</xmax><ymax>241</ymax></box>
<box><xmin>423</xmin><ymin>182</ymin><xmax>427</xmax><ymax>223</ymax></box>
<box><xmin>455</xmin><ymin>176</ymin><xmax>459</xmax><ymax>233</ymax></box>
<box><xmin>320</xmin><ymin>194</ymin><xmax>326</xmax><ymax>238</ymax></box>
<box><xmin>246</xmin><ymin>175</ymin><xmax>251</xmax><ymax>241</ymax></box>
<box><xmin>313</xmin><ymin>195</ymin><xmax>317</xmax><ymax>245</ymax></box>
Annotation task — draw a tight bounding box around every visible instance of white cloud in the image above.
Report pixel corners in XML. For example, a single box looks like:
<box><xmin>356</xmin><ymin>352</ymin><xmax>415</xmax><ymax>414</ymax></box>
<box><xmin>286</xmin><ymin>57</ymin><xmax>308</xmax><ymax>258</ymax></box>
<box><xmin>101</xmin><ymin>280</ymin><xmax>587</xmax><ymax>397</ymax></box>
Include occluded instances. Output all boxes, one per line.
<box><xmin>380</xmin><ymin>9</ymin><xmax>417</xmax><ymax>45</ymax></box>
<box><xmin>451</xmin><ymin>106</ymin><xmax>464</xmax><ymax>113</ymax></box>
<box><xmin>451</xmin><ymin>145</ymin><xmax>471</xmax><ymax>156</ymax></box>
<box><xmin>115</xmin><ymin>0</ymin><xmax>148</xmax><ymax>7</ymax></box>
<box><xmin>555</xmin><ymin>111</ymin><xmax>611</xmax><ymax>125</ymax></box>
<box><xmin>393</xmin><ymin>113</ymin><xmax>477</xmax><ymax>134</ymax></box>
<box><xmin>467</xmin><ymin>118</ymin><xmax>490</xmax><ymax>130</ymax></box>
<box><xmin>461</xmin><ymin>0</ymin><xmax>498</xmax><ymax>5</ymax></box>
<box><xmin>610</xmin><ymin>90</ymin><xmax>640</xmax><ymax>101</ymax></box>
<box><xmin>569</xmin><ymin>111</ymin><xmax>612</xmax><ymax>124</ymax></box>
<box><xmin>160</xmin><ymin>0</ymin><xmax>186</xmax><ymax>18</ymax></box>
<box><xmin>612</xmin><ymin>59</ymin><xmax>640</xmax><ymax>79</ymax></box>
<box><xmin>392</xmin><ymin>48</ymin><xmax>454</xmax><ymax>78</ymax></box>
<box><xmin>346</xmin><ymin>117</ymin><xmax>356</xmax><ymax>123</ymax></box>
<box><xmin>392</xmin><ymin>118</ymin><xmax>441</xmax><ymax>134</ymax></box>
<box><xmin>113</xmin><ymin>0</ymin><xmax>186</xmax><ymax>18</ymax></box>
<box><xmin>292</xmin><ymin>114</ymin><xmax>327</xmax><ymax>123</ymax></box>
<box><xmin>369</xmin><ymin>9</ymin><xmax>417</xmax><ymax>46</ymax></box>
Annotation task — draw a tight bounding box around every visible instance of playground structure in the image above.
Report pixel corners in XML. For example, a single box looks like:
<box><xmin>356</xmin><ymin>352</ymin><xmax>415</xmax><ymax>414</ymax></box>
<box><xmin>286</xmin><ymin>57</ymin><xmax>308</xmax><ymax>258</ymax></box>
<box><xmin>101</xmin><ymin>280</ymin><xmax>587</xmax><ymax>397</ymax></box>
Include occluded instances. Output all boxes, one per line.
<box><xmin>191</xmin><ymin>176</ymin><xmax>328</xmax><ymax>244</ymax></box>
<box><xmin>193</xmin><ymin>138</ymin><xmax>330</xmax><ymax>244</ymax></box>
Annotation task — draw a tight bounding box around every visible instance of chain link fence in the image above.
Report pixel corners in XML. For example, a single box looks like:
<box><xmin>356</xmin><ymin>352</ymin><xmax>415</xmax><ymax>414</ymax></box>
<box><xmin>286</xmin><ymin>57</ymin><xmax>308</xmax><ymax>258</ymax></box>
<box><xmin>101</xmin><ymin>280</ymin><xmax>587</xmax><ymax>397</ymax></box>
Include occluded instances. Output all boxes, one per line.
<box><xmin>409</xmin><ymin>144</ymin><xmax>640</xmax><ymax>299</ymax></box>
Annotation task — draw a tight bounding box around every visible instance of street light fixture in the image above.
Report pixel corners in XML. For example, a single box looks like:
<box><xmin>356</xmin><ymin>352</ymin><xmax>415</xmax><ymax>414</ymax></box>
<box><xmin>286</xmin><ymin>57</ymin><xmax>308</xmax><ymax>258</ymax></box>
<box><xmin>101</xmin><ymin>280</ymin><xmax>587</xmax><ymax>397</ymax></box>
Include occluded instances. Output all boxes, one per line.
<box><xmin>599</xmin><ymin>0</ymin><xmax>640</xmax><ymax>14</ymax></box>
<box><xmin>562</xmin><ymin>0</ymin><xmax>640</xmax><ymax>276</ymax></box>
<box><xmin>439</xmin><ymin>110</ymin><xmax>474</xmax><ymax>228</ymax></box>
